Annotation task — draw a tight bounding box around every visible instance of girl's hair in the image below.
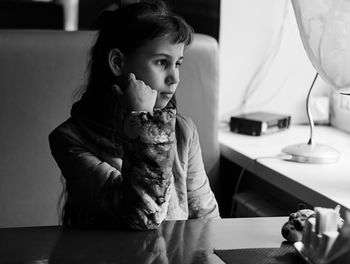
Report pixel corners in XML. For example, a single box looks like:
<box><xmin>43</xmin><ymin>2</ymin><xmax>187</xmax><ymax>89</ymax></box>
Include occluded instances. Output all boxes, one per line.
<box><xmin>86</xmin><ymin>0</ymin><xmax>194</xmax><ymax>93</ymax></box>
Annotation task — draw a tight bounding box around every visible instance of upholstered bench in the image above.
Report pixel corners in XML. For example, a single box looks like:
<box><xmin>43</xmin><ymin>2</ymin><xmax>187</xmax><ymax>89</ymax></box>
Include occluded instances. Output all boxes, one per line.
<box><xmin>0</xmin><ymin>30</ymin><xmax>219</xmax><ymax>227</ymax></box>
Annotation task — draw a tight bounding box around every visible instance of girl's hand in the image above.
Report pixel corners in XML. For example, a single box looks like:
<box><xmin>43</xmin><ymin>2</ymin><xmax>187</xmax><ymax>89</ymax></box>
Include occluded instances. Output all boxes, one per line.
<box><xmin>113</xmin><ymin>73</ymin><xmax>157</xmax><ymax>113</ymax></box>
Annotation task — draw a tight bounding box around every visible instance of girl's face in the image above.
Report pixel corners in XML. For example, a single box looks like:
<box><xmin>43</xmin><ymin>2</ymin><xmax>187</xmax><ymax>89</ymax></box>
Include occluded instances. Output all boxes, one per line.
<box><xmin>122</xmin><ymin>36</ymin><xmax>185</xmax><ymax>109</ymax></box>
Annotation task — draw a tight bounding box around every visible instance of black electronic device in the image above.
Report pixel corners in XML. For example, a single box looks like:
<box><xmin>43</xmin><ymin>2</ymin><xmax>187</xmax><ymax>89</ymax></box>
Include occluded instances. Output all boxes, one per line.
<box><xmin>230</xmin><ymin>111</ymin><xmax>291</xmax><ymax>136</ymax></box>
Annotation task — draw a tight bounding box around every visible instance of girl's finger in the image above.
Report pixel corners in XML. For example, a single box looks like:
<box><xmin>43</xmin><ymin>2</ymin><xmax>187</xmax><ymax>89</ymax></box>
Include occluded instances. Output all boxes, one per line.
<box><xmin>112</xmin><ymin>84</ymin><xmax>124</xmax><ymax>96</ymax></box>
<box><xmin>128</xmin><ymin>73</ymin><xmax>136</xmax><ymax>82</ymax></box>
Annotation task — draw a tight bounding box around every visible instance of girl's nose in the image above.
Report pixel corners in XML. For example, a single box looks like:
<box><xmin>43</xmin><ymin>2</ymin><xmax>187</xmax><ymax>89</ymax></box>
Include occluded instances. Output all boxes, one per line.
<box><xmin>166</xmin><ymin>68</ymin><xmax>179</xmax><ymax>86</ymax></box>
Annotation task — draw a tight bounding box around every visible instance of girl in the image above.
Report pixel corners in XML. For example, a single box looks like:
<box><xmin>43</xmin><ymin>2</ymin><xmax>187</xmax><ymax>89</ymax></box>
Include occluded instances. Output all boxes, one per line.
<box><xmin>49</xmin><ymin>0</ymin><xmax>220</xmax><ymax>230</ymax></box>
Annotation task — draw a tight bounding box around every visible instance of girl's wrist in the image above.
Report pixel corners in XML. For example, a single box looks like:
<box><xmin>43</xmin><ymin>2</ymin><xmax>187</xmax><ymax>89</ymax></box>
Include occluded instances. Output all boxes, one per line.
<box><xmin>126</xmin><ymin>103</ymin><xmax>154</xmax><ymax>114</ymax></box>
<box><xmin>129</xmin><ymin>110</ymin><xmax>150</xmax><ymax>115</ymax></box>
<box><xmin>129</xmin><ymin>110</ymin><xmax>153</xmax><ymax>116</ymax></box>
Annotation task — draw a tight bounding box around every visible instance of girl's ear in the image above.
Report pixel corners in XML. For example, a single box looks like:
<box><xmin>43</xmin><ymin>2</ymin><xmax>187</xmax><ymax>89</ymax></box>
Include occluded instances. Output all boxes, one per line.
<box><xmin>108</xmin><ymin>48</ymin><xmax>124</xmax><ymax>76</ymax></box>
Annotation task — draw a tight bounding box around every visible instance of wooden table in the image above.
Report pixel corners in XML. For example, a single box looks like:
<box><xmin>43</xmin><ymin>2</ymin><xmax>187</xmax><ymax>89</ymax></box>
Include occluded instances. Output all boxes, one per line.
<box><xmin>0</xmin><ymin>217</ymin><xmax>288</xmax><ymax>264</ymax></box>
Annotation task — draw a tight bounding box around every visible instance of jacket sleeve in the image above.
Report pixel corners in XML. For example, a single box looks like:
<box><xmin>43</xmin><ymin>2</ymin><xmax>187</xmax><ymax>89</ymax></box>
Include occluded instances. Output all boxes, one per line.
<box><xmin>49</xmin><ymin>108</ymin><xmax>176</xmax><ymax>230</ymax></box>
<box><xmin>120</xmin><ymin>109</ymin><xmax>176</xmax><ymax>229</ymax></box>
<box><xmin>185</xmin><ymin>118</ymin><xmax>220</xmax><ymax>219</ymax></box>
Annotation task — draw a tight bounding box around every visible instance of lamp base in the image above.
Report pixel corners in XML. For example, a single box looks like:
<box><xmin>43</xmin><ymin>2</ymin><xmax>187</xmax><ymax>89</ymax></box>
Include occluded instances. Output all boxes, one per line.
<box><xmin>282</xmin><ymin>143</ymin><xmax>339</xmax><ymax>164</ymax></box>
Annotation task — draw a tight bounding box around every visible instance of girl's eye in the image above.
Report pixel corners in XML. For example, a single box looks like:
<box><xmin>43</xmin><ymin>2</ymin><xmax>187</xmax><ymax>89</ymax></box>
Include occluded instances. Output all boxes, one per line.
<box><xmin>176</xmin><ymin>61</ymin><xmax>182</xmax><ymax>68</ymax></box>
<box><xmin>156</xmin><ymin>59</ymin><xmax>168</xmax><ymax>68</ymax></box>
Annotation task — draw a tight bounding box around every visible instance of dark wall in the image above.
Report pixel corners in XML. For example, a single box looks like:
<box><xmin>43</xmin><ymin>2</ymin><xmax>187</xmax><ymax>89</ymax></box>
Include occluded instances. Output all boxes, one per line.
<box><xmin>78</xmin><ymin>0</ymin><xmax>113</xmax><ymax>30</ymax></box>
<box><xmin>78</xmin><ymin>0</ymin><xmax>220</xmax><ymax>41</ymax></box>
<box><xmin>168</xmin><ymin>0</ymin><xmax>220</xmax><ymax>41</ymax></box>
<box><xmin>0</xmin><ymin>1</ymin><xmax>64</xmax><ymax>29</ymax></box>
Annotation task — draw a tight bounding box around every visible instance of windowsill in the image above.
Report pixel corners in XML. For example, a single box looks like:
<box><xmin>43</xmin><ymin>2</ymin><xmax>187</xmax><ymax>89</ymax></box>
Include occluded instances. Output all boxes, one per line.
<box><xmin>219</xmin><ymin>124</ymin><xmax>350</xmax><ymax>217</ymax></box>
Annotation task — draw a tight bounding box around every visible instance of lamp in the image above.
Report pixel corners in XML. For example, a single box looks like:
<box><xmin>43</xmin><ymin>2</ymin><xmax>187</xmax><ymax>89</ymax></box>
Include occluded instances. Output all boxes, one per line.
<box><xmin>282</xmin><ymin>0</ymin><xmax>350</xmax><ymax>163</ymax></box>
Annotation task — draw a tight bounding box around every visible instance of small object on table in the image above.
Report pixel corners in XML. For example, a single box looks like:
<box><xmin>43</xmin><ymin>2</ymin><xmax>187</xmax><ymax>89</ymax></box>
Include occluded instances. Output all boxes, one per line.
<box><xmin>281</xmin><ymin>207</ymin><xmax>315</xmax><ymax>243</ymax></box>
<box><xmin>283</xmin><ymin>205</ymin><xmax>350</xmax><ymax>264</ymax></box>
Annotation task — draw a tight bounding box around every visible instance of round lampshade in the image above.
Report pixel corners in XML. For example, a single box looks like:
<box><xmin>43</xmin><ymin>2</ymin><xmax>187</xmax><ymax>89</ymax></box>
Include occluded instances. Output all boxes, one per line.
<box><xmin>291</xmin><ymin>0</ymin><xmax>350</xmax><ymax>94</ymax></box>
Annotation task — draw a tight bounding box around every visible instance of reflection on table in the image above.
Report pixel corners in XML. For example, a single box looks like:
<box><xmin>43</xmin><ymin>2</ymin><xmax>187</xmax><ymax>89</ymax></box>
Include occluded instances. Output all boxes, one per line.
<box><xmin>0</xmin><ymin>217</ymin><xmax>288</xmax><ymax>264</ymax></box>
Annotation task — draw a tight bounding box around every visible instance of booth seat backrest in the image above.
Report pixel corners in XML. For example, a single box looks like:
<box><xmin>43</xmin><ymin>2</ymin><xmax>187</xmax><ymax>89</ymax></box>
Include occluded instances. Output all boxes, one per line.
<box><xmin>0</xmin><ymin>30</ymin><xmax>219</xmax><ymax>227</ymax></box>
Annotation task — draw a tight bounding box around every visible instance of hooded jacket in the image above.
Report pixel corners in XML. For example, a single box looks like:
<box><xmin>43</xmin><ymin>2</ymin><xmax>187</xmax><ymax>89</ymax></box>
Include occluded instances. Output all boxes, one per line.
<box><xmin>49</xmin><ymin>88</ymin><xmax>220</xmax><ymax>229</ymax></box>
